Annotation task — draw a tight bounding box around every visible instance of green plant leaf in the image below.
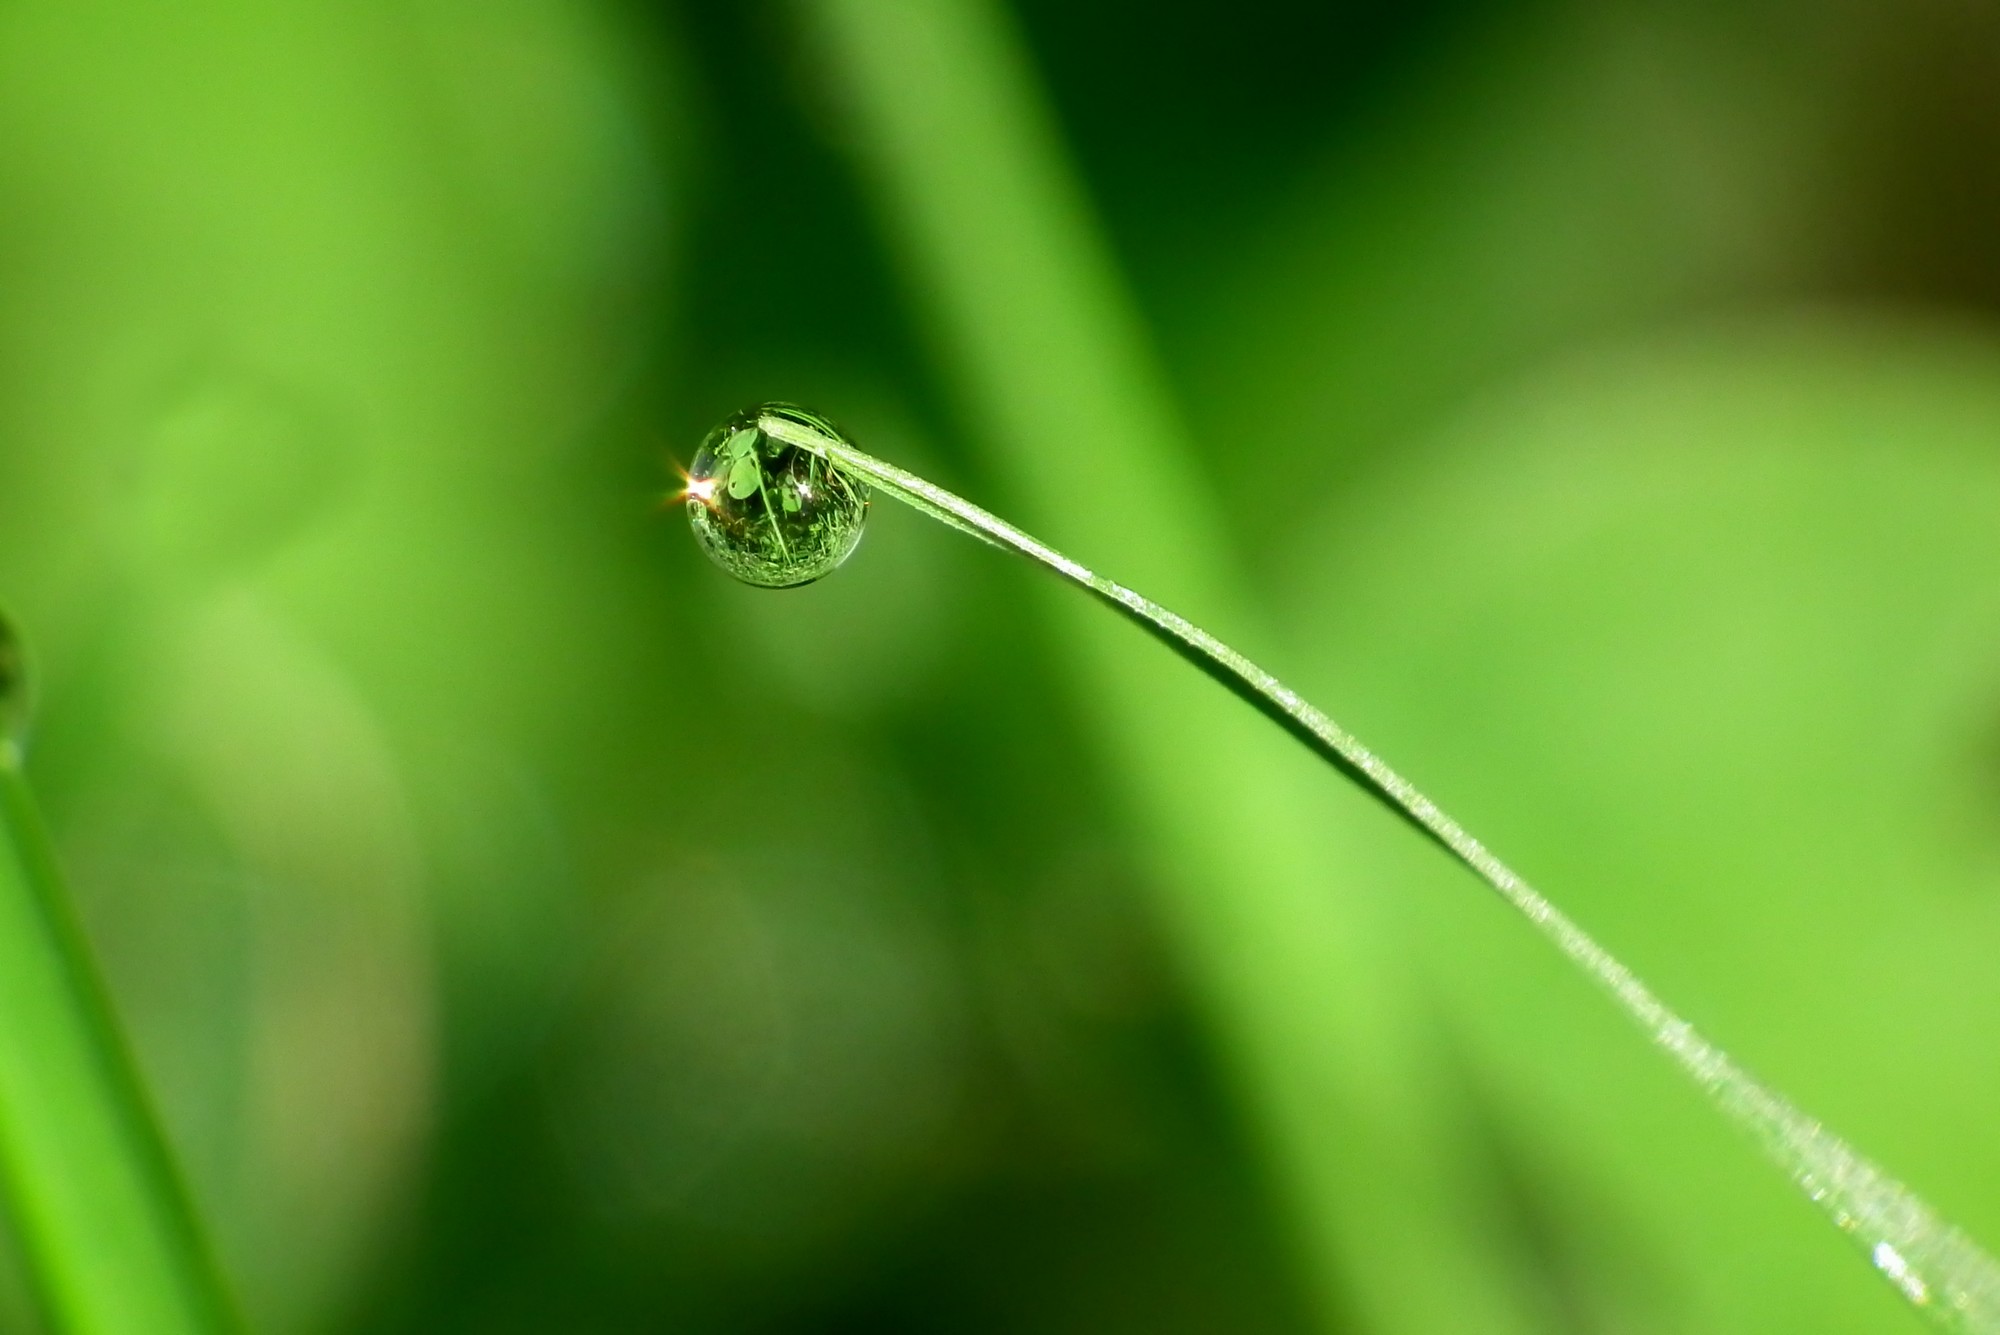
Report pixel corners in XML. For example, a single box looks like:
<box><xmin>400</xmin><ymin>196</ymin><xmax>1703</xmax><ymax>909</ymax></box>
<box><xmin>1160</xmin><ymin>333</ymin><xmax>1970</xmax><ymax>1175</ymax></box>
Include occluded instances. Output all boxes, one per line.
<box><xmin>727</xmin><ymin>455</ymin><xmax>761</xmax><ymax>500</ymax></box>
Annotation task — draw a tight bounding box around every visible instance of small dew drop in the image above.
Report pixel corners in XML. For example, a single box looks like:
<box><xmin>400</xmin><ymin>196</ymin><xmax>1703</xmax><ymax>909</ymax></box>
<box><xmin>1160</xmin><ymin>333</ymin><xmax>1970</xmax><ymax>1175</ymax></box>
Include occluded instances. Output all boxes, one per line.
<box><xmin>684</xmin><ymin>404</ymin><xmax>869</xmax><ymax>589</ymax></box>
<box><xmin>1873</xmin><ymin>1242</ymin><xmax>1932</xmax><ymax>1306</ymax></box>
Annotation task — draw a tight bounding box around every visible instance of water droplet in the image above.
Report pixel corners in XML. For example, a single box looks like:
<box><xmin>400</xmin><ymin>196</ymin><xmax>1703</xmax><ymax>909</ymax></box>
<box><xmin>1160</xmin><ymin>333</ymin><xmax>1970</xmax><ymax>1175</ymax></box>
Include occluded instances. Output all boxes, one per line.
<box><xmin>685</xmin><ymin>404</ymin><xmax>869</xmax><ymax>589</ymax></box>
<box><xmin>0</xmin><ymin>611</ymin><xmax>27</xmax><ymax>750</ymax></box>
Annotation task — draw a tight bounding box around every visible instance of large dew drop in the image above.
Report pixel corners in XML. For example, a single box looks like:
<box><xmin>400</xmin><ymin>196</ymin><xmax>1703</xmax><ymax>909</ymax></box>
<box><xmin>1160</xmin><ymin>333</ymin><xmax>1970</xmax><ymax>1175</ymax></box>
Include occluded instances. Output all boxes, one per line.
<box><xmin>685</xmin><ymin>404</ymin><xmax>869</xmax><ymax>589</ymax></box>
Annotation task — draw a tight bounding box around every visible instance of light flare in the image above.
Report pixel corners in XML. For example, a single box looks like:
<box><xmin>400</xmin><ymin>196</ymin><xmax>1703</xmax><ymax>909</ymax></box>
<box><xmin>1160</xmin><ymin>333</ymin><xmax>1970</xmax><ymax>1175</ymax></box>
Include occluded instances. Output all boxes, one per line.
<box><xmin>682</xmin><ymin>473</ymin><xmax>717</xmax><ymax>506</ymax></box>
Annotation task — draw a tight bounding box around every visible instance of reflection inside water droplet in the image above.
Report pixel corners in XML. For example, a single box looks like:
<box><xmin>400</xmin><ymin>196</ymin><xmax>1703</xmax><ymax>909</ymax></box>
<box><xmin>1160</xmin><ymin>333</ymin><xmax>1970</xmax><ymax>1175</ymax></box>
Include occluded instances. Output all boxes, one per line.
<box><xmin>684</xmin><ymin>404</ymin><xmax>869</xmax><ymax>589</ymax></box>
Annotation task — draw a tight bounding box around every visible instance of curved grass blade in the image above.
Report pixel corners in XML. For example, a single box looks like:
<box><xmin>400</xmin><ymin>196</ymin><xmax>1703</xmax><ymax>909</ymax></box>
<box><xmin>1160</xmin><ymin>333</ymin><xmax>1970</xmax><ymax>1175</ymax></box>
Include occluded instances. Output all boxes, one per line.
<box><xmin>765</xmin><ymin>411</ymin><xmax>2000</xmax><ymax>1334</ymax></box>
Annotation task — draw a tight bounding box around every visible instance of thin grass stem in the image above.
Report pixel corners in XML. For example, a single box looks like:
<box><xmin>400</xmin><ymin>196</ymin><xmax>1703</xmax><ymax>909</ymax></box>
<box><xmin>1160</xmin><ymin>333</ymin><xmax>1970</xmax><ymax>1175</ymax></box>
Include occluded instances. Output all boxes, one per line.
<box><xmin>767</xmin><ymin>411</ymin><xmax>2000</xmax><ymax>1335</ymax></box>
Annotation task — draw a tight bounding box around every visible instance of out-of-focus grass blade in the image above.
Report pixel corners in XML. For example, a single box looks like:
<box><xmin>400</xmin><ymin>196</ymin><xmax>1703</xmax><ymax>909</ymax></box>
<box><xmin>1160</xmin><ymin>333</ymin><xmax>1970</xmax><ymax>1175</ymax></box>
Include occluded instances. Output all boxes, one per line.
<box><xmin>801</xmin><ymin>2</ymin><xmax>1546</xmax><ymax>1332</ymax></box>
<box><xmin>0</xmin><ymin>621</ymin><xmax>233</xmax><ymax>1335</ymax></box>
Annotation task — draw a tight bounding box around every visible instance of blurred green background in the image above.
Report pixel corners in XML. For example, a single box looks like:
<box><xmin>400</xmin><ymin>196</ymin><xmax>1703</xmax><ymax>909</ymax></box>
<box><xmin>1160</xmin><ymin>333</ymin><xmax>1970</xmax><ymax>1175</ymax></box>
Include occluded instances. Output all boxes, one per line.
<box><xmin>1</xmin><ymin>0</ymin><xmax>1999</xmax><ymax>1331</ymax></box>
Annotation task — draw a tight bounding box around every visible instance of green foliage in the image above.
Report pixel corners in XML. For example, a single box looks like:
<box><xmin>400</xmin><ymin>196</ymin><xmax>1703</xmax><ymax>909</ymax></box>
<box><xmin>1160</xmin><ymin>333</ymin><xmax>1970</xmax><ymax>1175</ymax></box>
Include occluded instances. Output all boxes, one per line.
<box><xmin>1</xmin><ymin>0</ymin><xmax>1999</xmax><ymax>1331</ymax></box>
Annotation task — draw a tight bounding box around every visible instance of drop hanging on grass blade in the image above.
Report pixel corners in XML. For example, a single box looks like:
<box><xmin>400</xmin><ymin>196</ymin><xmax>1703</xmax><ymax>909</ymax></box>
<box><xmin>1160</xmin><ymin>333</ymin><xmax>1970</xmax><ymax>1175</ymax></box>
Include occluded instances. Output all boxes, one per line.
<box><xmin>673</xmin><ymin>413</ymin><xmax>2000</xmax><ymax>1331</ymax></box>
<box><xmin>684</xmin><ymin>404</ymin><xmax>870</xmax><ymax>588</ymax></box>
